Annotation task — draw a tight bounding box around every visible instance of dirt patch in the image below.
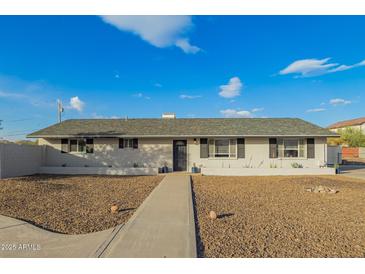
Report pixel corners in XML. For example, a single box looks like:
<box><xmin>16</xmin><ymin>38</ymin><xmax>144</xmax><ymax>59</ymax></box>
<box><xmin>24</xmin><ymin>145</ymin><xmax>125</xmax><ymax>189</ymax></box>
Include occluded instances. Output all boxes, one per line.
<box><xmin>0</xmin><ymin>175</ymin><xmax>162</xmax><ymax>234</ymax></box>
<box><xmin>193</xmin><ymin>175</ymin><xmax>365</xmax><ymax>258</ymax></box>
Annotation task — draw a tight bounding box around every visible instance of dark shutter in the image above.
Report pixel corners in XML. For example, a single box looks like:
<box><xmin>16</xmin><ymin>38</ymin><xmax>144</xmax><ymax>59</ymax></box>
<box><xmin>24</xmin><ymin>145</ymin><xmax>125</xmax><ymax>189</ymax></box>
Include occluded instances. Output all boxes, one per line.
<box><xmin>86</xmin><ymin>138</ymin><xmax>94</xmax><ymax>153</ymax></box>
<box><xmin>61</xmin><ymin>139</ymin><xmax>68</xmax><ymax>153</ymax></box>
<box><xmin>200</xmin><ymin>138</ymin><xmax>208</xmax><ymax>158</ymax></box>
<box><xmin>133</xmin><ymin>138</ymin><xmax>138</xmax><ymax>149</ymax></box>
<box><xmin>237</xmin><ymin>138</ymin><xmax>245</xmax><ymax>158</ymax></box>
<box><xmin>269</xmin><ymin>138</ymin><xmax>278</xmax><ymax>158</ymax></box>
<box><xmin>307</xmin><ymin>138</ymin><xmax>315</xmax><ymax>158</ymax></box>
<box><xmin>119</xmin><ymin>138</ymin><xmax>124</xmax><ymax>149</ymax></box>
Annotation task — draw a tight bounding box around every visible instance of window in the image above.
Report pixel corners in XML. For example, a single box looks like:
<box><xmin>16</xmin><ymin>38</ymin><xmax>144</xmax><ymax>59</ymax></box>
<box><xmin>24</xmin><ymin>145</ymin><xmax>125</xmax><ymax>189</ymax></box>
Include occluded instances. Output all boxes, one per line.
<box><xmin>284</xmin><ymin>139</ymin><xmax>298</xmax><ymax>157</ymax></box>
<box><xmin>278</xmin><ymin>138</ymin><xmax>305</xmax><ymax>158</ymax></box>
<box><xmin>68</xmin><ymin>139</ymin><xmax>94</xmax><ymax>153</ymax></box>
<box><xmin>208</xmin><ymin>138</ymin><xmax>237</xmax><ymax>158</ymax></box>
<box><xmin>119</xmin><ymin>138</ymin><xmax>138</xmax><ymax>149</ymax></box>
<box><xmin>70</xmin><ymin>139</ymin><xmax>78</xmax><ymax>152</ymax></box>
<box><xmin>86</xmin><ymin>139</ymin><xmax>94</xmax><ymax>153</ymax></box>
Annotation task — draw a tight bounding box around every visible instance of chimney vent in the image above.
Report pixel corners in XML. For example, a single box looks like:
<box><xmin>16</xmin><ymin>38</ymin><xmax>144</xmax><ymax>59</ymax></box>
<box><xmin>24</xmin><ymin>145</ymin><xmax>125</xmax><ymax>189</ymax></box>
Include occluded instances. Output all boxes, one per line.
<box><xmin>162</xmin><ymin>113</ymin><xmax>176</xmax><ymax>119</ymax></box>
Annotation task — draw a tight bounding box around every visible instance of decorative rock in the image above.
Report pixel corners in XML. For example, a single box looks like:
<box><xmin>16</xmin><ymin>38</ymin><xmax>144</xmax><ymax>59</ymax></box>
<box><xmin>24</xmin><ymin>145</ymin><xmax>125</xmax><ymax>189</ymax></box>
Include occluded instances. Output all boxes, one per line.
<box><xmin>209</xmin><ymin>211</ymin><xmax>217</xmax><ymax>220</ymax></box>
<box><xmin>306</xmin><ymin>186</ymin><xmax>338</xmax><ymax>194</ymax></box>
<box><xmin>110</xmin><ymin>205</ymin><xmax>119</xmax><ymax>213</ymax></box>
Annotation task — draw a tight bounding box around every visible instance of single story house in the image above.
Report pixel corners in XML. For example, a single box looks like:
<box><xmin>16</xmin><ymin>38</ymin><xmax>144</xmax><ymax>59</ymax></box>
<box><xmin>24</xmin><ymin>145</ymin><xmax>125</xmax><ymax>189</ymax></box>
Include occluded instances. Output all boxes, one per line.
<box><xmin>328</xmin><ymin>117</ymin><xmax>365</xmax><ymax>134</ymax></box>
<box><xmin>27</xmin><ymin>114</ymin><xmax>339</xmax><ymax>176</ymax></box>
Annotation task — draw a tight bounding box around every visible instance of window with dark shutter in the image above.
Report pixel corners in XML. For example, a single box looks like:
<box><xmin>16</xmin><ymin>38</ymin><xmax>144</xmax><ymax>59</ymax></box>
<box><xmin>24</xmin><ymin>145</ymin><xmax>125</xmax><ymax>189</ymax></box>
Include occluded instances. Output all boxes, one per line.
<box><xmin>269</xmin><ymin>138</ymin><xmax>278</xmax><ymax>158</ymax></box>
<box><xmin>307</xmin><ymin>138</ymin><xmax>315</xmax><ymax>158</ymax></box>
<box><xmin>86</xmin><ymin>138</ymin><xmax>94</xmax><ymax>153</ymax></box>
<box><xmin>119</xmin><ymin>138</ymin><xmax>124</xmax><ymax>149</ymax></box>
<box><xmin>200</xmin><ymin>138</ymin><xmax>208</xmax><ymax>158</ymax></box>
<box><xmin>237</xmin><ymin>138</ymin><xmax>245</xmax><ymax>158</ymax></box>
<box><xmin>61</xmin><ymin>139</ymin><xmax>68</xmax><ymax>153</ymax></box>
<box><xmin>133</xmin><ymin>138</ymin><xmax>138</xmax><ymax>149</ymax></box>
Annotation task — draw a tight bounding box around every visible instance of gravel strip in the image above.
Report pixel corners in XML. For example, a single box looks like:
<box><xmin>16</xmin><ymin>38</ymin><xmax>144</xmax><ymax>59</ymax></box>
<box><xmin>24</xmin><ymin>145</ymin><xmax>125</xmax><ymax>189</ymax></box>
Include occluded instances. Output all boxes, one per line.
<box><xmin>0</xmin><ymin>175</ymin><xmax>163</xmax><ymax>234</ymax></box>
<box><xmin>193</xmin><ymin>175</ymin><xmax>365</xmax><ymax>258</ymax></box>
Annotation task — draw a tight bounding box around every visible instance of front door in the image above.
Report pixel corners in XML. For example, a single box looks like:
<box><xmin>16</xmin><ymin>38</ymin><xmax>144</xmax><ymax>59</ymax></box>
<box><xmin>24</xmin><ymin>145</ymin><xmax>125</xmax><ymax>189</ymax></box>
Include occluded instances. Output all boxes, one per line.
<box><xmin>173</xmin><ymin>140</ymin><xmax>187</xmax><ymax>171</ymax></box>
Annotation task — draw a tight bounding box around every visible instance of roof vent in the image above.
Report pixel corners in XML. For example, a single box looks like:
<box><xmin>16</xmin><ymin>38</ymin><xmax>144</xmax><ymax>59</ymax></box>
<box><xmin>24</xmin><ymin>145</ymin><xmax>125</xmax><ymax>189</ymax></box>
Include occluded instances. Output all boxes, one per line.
<box><xmin>162</xmin><ymin>112</ymin><xmax>176</xmax><ymax>119</ymax></box>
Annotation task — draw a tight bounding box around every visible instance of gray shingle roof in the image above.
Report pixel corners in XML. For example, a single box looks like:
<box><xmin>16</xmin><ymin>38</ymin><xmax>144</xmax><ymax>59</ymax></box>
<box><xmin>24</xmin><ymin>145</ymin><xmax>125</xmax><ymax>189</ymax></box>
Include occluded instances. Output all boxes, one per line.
<box><xmin>27</xmin><ymin>118</ymin><xmax>339</xmax><ymax>138</ymax></box>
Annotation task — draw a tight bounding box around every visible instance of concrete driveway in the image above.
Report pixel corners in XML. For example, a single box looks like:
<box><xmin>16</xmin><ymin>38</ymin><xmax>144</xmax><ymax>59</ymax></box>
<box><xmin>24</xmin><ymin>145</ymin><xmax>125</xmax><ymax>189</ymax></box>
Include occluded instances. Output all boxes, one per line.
<box><xmin>340</xmin><ymin>165</ymin><xmax>365</xmax><ymax>180</ymax></box>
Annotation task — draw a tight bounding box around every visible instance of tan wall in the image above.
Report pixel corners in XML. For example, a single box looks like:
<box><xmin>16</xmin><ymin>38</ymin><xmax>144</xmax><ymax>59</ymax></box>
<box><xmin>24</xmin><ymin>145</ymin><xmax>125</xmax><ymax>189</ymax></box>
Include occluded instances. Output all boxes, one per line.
<box><xmin>187</xmin><ymin>137</ymin><xmax>327</xmax><ymax>170</ymax></box>
<box><xmin>39</xmin><ymin>137</ymin><xmax>327</xmax><ymax>170</ymax></box>
<box><xmin>331</xmin><ymin>125</ymin><xmax>365</xmax><ymax>133</ymax></box>
<box><xmin>39</xmin><ymin>138</ymin><xmax>172</xmax><ymax>168</ymax></box>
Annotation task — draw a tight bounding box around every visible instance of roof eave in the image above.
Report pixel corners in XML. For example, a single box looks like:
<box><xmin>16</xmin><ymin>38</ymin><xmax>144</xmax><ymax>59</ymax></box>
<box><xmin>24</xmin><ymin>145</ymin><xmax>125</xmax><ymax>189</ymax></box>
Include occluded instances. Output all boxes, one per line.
<box><xmin>28</xmin><ymin>133</ymin><xmax>340</xmax><ymax>138</ymax></box>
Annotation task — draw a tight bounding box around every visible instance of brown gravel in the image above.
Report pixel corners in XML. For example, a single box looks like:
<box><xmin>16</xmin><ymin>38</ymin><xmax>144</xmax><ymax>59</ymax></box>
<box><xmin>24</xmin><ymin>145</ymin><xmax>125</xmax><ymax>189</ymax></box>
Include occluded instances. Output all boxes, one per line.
<box><xmin>0</xmin><ymin>175</ymin><xmax>162</xmax><ymax>234</ymax></box>
<box><xmin>193</xmin><ymin>175</ymin><xmax>365</xmax><ymax>258</ymax></box>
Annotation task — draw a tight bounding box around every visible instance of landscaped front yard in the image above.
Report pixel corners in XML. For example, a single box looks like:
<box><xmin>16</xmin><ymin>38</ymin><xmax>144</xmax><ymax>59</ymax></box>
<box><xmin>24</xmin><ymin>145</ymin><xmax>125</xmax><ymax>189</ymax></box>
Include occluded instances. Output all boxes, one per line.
<box><xmin>193</xmin><ymin>175</ymin><xmax>365</xmax><ymax>258</ymax></box>
<box><xmin>0</xmin><ymin>175</ymin><xmax>162</xmax><ymax>234</ymax></box>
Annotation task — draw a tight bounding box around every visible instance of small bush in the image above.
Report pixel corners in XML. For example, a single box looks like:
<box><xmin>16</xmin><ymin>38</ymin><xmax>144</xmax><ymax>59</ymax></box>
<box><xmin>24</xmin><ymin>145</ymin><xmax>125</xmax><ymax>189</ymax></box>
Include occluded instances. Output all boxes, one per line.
<box><xmin>291</xmin><ymin>162</ymin><xmax>303</xmax><ymax>168</ymax></box>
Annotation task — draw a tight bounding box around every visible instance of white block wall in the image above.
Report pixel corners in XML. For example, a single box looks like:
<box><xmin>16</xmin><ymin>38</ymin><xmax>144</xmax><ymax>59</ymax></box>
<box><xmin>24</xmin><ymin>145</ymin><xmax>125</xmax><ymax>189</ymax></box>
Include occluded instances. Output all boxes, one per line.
<box><xmin>0</xmin><ymin>144</ymin><xmax>45</xmax><ymax>179</ymax></box>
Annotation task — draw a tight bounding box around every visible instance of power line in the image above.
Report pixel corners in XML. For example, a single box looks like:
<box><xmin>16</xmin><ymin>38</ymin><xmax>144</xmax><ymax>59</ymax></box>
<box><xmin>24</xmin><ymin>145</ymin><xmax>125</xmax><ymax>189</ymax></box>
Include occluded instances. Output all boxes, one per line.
<box><xmin>2</xmin><ymin>118</ymin><xmax>36</xmax><ymax>123</ymax></box>
<box><xmin>0</xmin><ymin>128</ymin><xmax>41</xmax><ymax>138</ymax></box>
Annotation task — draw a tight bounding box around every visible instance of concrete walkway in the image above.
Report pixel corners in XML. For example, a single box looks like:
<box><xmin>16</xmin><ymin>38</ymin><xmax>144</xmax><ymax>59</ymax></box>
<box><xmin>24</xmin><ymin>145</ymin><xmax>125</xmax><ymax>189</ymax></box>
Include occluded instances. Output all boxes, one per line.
<box><xmin>0</xmin><ymin>174</ymin><xmax>196</xmax><ymax>258</ymax></box>
<box><xmin>0</xmin><ymin>214</ymin><xmax>118</xmax><ymax>258</ymax></box>
<box><xmin>99</xmin><ymin>174</ymin><xmax>197</xmax><ymax>258</ymax></box>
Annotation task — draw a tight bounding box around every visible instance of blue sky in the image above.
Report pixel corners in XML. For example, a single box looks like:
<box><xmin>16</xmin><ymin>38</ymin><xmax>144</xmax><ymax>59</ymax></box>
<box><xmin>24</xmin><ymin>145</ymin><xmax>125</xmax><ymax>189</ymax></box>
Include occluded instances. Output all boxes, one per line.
<box><xmin>0</xmin><ymin>16</ymin><xmax>364</xmax><ymax>140</ymax></box>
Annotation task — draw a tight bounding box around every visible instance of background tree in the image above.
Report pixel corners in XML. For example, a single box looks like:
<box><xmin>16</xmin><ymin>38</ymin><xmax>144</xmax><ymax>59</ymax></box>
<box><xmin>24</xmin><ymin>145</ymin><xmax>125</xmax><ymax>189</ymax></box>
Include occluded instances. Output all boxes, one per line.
<box><xmin>339</xmin><ymin>128</ymin><xmax>365</xmax><ymax>147</ymax></box>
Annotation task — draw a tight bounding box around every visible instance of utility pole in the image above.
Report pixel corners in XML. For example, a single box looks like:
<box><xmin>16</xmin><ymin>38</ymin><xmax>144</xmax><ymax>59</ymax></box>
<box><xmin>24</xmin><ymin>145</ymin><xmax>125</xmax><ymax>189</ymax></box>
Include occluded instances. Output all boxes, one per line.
<box><xmin>57</xmin><ymin>99</ymin><xmax>64</xmax><ymax>123</ymax></box>
<box><xmin>0</xmin><ymin>120</ymin><xmax>3</xmax><ymax>140</ymax></box>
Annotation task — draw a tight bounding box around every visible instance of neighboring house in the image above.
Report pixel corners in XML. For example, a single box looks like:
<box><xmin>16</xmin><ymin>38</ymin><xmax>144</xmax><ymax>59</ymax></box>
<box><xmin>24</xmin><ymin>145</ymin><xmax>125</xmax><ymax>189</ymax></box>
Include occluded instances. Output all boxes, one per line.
<box><xmin>27</xmin><ymin>114</ymin><xmax>339</xmax><ymax>176</ymax></box>
<box><xmin>328</xmin><ymin>117</ymin><xmax>365</xmax><ymax>134</ymax></box>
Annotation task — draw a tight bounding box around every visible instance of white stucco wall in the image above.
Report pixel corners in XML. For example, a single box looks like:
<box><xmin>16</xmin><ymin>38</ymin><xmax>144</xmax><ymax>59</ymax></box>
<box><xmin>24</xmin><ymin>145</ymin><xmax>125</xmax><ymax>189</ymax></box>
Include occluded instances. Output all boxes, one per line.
<box><xmin>38</xmin><ymin>136</ymin><xmax>328</xmax><ymax>172</ymax></box>
<box><xmin>39</xmin><ymin>138</ymin><xmax>173</xmax><ymax>168</ymax></box>
<box><xmin>0</xmin><ymin>144</ymin><xmax>45</xmax><ymax>179</ymax></box>
<box><xmin>186</xmin><ymin>137</ymin><xmax>327</xmax><ymax>170</ymax></box>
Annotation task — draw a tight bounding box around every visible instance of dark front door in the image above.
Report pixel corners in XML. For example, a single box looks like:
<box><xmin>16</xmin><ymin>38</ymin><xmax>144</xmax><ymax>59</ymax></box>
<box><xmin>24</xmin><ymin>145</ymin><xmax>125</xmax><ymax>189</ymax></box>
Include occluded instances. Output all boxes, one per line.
<box><xmin>173</xmin><ymin>140</ymin><xmax>187</xmax><ymax>171</ymax></box>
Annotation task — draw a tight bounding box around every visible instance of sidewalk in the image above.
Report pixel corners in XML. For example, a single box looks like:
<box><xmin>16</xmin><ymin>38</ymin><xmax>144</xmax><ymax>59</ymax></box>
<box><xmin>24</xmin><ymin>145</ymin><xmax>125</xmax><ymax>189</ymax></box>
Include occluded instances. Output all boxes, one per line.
<box><xmin>0</xmin><ymin>215</ymin><xmax>116</xmax><ymax>258</ymax></box>
<box><xmin>100</xmin><ymin>174</ymin><xmax>197</xmax><ymax>258</ymax></box>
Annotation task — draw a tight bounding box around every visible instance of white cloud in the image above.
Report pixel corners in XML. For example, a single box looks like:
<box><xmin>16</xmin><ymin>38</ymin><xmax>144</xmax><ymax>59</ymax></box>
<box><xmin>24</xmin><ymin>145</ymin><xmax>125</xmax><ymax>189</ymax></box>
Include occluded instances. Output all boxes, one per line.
<box><xmin>220</xmin><ymin>109</ymin><xmax>252</xmax><ymax>118</ymax></box>
<box><xmin>133</xmin><ymin>93</ymin><xmax>150</xmax><ymax>100</ymax></box>
<box><xmin>69</xmin><ymin>96</ymin><xmax>85</xmax><ymax>112</ymax></box>
<box><xmin>251</xmin><ymin>107</ymin><xmax>264</xmax><ymax>113</ymax></box>
<box><xmin>175</xmin><ymin>38</ymin><xmax>201</xmax><ymax>54</ymax></box>
<box><xmin>0</xmin><ymin>90</ymin><xmax>27</xmax><ymax>99</ymax></box>
<box><xmin>279</xmin><ymin>58</ymin><xmax>365</xmax><ymax>77</ymax></box>
<box><xmin>329</xmin><ymin>98</ymin><xmax>352</xmax><ymax>106</ymax></box>
<box><xmin>179</xmin><ymin>94</ymin><xmax>202</xmax><ymax>99</ymax></box>
<box><xmin>100</xmin><ymin>16</ymin><xmax>201</xmax><ymax>54</ymax></box>
<box><xmin>219</xmin><ymin>77</ymin><xmax>243</xmax><ymax>98</ymax></box>
<box><xmin>306</xmin><ymin>108</ymin><xmax>326</xmax><ymax>113</ymax></box>
<box><xmin>154</xmin><ymin>83</ymin><xmax>162</xmax><ymax>88</ymax></box>
<box><xmin>92</xmin><ymin>113</ymin><xmax>120</xmax><ymax>119</ymax></box>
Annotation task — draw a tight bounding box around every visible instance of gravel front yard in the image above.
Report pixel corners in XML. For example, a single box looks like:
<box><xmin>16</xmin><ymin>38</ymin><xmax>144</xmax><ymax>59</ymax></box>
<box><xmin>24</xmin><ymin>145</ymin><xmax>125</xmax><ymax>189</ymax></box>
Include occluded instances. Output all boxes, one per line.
<box><xmin>0</xmin><ymin>175</ymin><xmax>162</xmax><ymax>234</ymax></box>
<box><xmin>193</xmin><ymin>176</ymin><xmax>365</xmax><ymax>258</ymax></box>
